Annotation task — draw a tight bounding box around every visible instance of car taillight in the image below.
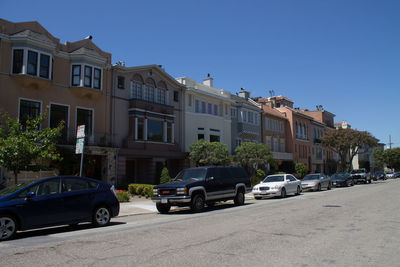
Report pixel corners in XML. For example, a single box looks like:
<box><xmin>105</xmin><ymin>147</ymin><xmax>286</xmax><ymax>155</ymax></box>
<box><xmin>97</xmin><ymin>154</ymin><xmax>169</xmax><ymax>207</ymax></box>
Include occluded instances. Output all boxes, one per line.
<box><xmin>110</xmin><ymin>185</ymin><xmax>117</xmax><ymax>197</ymax></box>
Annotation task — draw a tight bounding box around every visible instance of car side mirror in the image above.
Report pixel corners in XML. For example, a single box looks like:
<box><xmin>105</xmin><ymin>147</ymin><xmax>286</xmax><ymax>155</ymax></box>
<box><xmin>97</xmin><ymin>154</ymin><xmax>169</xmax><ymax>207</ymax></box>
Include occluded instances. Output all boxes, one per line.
<box><xmin>25</xmin><ymin>191</ymin><xmax>36</xmax><ymax>200</ymax></box>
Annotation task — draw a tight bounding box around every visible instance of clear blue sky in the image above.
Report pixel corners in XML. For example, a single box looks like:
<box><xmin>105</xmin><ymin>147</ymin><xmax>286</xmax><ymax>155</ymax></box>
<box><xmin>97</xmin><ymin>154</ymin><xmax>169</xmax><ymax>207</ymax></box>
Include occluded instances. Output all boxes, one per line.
<box><xmin>2</xmin><ymin>0</ymin><xmax>399</xmax><ymax>147</ymax></box>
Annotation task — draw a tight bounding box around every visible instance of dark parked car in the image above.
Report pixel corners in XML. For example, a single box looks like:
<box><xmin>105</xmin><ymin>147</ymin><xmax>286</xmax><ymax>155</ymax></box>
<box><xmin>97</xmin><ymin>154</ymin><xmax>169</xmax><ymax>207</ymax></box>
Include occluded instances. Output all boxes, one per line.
<box><xmin>152</xmin><ymin>166</ymin><xmax>251</xmax><ymax>213</ymax></box>
<box><xmin>0</xmin><ymin>176</ymin><xmax>119</xmax><ymax>241</ymax></box>
<box><xmin>373</xmin><ymin>171</ymin><xmax>386</xmax><ymax>181</ymax></box>
<box><xmin>330</xmin><ymin>173</ymin><xmax>354</xmax><ymax>187</ymax></box>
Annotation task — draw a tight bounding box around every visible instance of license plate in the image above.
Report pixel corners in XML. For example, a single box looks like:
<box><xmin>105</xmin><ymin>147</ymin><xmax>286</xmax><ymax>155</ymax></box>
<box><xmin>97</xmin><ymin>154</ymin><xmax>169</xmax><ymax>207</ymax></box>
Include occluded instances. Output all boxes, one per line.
<box><xmin>161</xmin><ymin>198</ymin><xmax>168</xmax><ymax>204</ymax></box>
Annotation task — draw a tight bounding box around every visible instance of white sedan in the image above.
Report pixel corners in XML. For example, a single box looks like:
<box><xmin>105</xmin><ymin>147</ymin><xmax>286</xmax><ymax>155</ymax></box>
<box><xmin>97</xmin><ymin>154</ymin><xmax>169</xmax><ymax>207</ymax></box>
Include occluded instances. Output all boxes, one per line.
<box><xmin>252</xmin><ymin>174</ymin><xmax>302</xmax><ymax>199</ymax></box>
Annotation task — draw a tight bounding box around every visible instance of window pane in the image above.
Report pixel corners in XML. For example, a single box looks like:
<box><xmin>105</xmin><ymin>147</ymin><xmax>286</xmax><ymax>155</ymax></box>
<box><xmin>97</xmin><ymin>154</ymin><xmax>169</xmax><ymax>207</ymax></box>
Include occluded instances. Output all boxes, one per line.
<box><xmin>214</xmin><ymin>104</ymin><xmax>218</xmax><ymax>116</ymax></box>
<box><xmin>27</xmin><ymin>51</ymin><xmax>38</xmax><ymax>75</ymax></box>
<box><xmin>50</xmin><ymin>104</ymin><xmax>68</xmax><ymax>141</ymax></box>
<box><xmin>147</xmin><ymin>120</ymin><xmax>163</xmax><ymax>141</ymax></box>
<box><xmin>137</xmin><ymin>118</ymin><xmax>144</xmax><ymax>140</ymax></box>
<box><xmin>62</xmin><ymin>178</ymin><xmax>91</xmax><ymax>192</ymax></box>
<box><xmin>137</xmin><ymin>84</ymin><xmax>142</xmax><ymax>99</ymax></box>
<box><xmin>93</xmin><ymin>68</ymin><xmax>101</xmax><ymax>89</ymax></box>
<box><xmin>77</xmin><ymin>108</ymin><xmax>93</xmax><ymax>136</ymax></box>
<box><xmin>12</xmin><ymin>49</ymin><xmax>24</xmax><ymax>74</ymax></box>
<box><xmin>148</xmin><ymin>86</ymin><xmax>154</xmax><ymax>102</ymax></box>
<box><xmin>39</xmin><ymin>54</ymin><xmax>50</xmax><ymax>78</ymax></box>
<box><xmin>210</xmin><ymin>135</ymin><xmax>220</xmax><ymax>142</ymax></box>
<box><xmin>167</xmin><ymin>122</ymin><xmax>172</xmax><ymax>143</ymax></box>
<box><xmin>208</xmin><ymin>103</ymin><xmax>212</xmax><ymax>114</ymax></box>
<box><xmin>19</xmin><ymin>99</ymin><xmax>41</xmax><ymax>126</ymax></box>
<box><xmin>72</xmin><ymin>65</ymin><xmax>81</xmax><ymax>86</ymax></box>
<box><xmin>84</xmin><ymin>66</ymin><xmax>92</xmax><ymax>87</ymax></box>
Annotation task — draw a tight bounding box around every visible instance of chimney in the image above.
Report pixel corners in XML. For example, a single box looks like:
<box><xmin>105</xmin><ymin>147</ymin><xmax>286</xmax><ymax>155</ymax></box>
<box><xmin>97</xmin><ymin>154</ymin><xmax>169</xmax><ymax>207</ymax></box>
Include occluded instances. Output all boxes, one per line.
<box><xmin>203</xmin><ymin>73</ymin><xmax>213</xmax><ymax>87</ymax></box>
<box><xmin>238</xmin><ymin>88</ymin><xmax>250</xmax><ymax>99</ymax></box>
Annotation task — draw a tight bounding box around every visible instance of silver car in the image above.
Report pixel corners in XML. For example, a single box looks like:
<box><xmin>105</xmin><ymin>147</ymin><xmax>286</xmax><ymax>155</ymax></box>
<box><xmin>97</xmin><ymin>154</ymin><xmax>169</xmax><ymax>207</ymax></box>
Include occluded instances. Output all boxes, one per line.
<box><xmin>252</xmin><ymin>174</ymin><xmax>302</xmax><ymax>199</ymax></box>
<box><xmin>301</xmin><ymin>173</ymin><xmax>331</xmax><ymax>191</ymax></box>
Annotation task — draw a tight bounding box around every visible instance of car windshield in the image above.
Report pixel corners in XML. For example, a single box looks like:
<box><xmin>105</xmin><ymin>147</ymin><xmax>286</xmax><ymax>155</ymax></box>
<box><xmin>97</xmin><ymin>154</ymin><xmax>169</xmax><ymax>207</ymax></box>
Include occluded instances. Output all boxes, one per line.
<box><xmin>351</xmin><ymin>169</ymin><xmax>365</xmax><ymax>174</ymax></box>
<box><xmin>263</xmin><ymin>175</ymin><xmax>284</xmax><ymax>183</ymax></box>
<box><xmin>0</xmin><ymin>181</ymin><xmax>35</xmax><ymax>197</ymax></box>
<box><xmin>174</xmin><ymin>168</ymin><xmax>207</xmax><ymax>181</ymax></box>
<box><xmin>331</xmin><ymin>174</ymin><xmax>345</xmax><ymax>180</ymax></box>
<box><xmin>303</xmin><ymin>174</ymin><xmax>320</xmax><ymax>181</ymax></box>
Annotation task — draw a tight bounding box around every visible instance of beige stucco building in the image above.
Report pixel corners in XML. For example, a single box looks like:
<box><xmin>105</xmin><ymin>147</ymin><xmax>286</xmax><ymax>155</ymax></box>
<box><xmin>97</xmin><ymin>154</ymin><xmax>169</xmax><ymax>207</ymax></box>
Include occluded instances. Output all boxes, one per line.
<box><xmin>0</xmin><ymin>19</ymin><xmax>116</xmax><ymax>183</ymax></box>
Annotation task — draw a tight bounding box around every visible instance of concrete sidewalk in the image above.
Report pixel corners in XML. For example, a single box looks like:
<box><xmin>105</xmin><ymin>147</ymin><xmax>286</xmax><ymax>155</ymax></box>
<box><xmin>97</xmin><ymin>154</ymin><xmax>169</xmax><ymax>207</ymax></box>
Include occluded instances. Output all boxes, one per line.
<box><xmin>118</xmin><ymin>193</ymin><xmax>255</xmax><ymax>217</ymax></box>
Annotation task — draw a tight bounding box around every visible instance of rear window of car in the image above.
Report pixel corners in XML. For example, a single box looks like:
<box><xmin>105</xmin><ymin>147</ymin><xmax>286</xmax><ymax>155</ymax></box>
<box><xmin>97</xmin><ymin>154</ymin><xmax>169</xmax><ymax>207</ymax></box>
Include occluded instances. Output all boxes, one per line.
<box><xmin>230</xmin><ymin>167</ymin><xmax>248</xmax><ymax>179</ymax></box>
<box><xmin>62</xmin><ymin>178</ymin><xmax>99</xmax><ymax>192</ymax></box>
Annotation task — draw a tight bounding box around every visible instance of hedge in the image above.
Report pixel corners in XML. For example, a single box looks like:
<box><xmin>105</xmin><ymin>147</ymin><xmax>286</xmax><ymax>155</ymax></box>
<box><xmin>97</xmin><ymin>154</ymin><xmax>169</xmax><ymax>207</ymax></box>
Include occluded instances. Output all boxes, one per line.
<box><xmin>128</xmin><ymin>184</ymin><xmax>154</xmax><ymax>198</ymax></box>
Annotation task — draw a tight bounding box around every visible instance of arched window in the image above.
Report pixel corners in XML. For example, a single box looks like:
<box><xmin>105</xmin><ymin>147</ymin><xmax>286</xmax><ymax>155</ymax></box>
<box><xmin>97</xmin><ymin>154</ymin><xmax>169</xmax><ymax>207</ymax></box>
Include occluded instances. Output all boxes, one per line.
<box><xmin>157</xmin><ymin>81</ymin><xmax>167</xmax><ymax>105</ymax></box>
<box><xmin>130</xmin><ymin>74</ymin><xmax>144</xmax><ymax>99</ymax></box>
<box><xmin>145</xmin><ymin>78</ymin><xmax>156</xmax><ymax>102</ymax></box>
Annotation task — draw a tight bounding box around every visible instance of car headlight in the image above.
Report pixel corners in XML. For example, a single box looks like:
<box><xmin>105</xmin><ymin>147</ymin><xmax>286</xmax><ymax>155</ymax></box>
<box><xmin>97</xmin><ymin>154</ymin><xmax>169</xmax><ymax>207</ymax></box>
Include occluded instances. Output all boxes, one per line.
<box><xmin>176</xmin><ymin>187</ymin><xmax>187</xmax><ymax>195</ymax></box>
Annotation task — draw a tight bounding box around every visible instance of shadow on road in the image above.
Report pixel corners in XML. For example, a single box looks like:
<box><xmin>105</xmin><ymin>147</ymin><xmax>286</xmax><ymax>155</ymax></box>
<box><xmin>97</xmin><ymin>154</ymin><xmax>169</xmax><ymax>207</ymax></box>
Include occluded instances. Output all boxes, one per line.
<box><xmin>160</xmin><ymin>202</ymin><xmax>254</xmax><ymax>215</ymax></box>
<box><xmin>13</xmin><ymin>221</ymin><xmax>126</xmax><ymax>240</ymax></box>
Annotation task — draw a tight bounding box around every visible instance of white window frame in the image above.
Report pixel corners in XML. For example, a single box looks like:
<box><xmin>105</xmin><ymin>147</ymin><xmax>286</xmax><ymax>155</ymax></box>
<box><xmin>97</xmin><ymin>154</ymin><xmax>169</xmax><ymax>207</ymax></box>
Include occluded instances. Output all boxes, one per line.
<box><xmin>70</xmin><ymin>63</ymin><xmax>102</xmax><ymax>90</ymax></box>
<box><xmin>11</xmin><ymin>47</ymin><xmax>53</xmax><ymax>80</ymax></box>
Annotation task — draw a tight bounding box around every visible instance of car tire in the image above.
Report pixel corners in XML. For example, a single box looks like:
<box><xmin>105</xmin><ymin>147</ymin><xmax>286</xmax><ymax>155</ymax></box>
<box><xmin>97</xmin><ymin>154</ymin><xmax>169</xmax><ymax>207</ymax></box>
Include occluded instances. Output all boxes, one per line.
<box><xmin>156</xmin><ymin>203</ymin><xmax>171</xmax><ymax>214</ymax></box>
<box><xmin>328</xmin><ymin>183</ymin><xmax>332</xmax><ymax>190</ymax></box>
<box><xmin>317</xmin><ymin>183</ymin><xmax>321</xmax><ymax>191</ymax></box>
<box><xmin>92</xmin><ymin>206</ymin><xmax>111</xmax><ymax>227</ymax></box>
<box><xmin>254</xmin><ymin>196</ymin><xmax>262</xmax><ymax>200</ymax></box>
<box><xmin>234</xmin><ymin>190</ymin><xmax>245</xmax><ymax>206</ymax></box>
<box><xmin>280</xmin><ymin>188</ymin><xmax>286</xmax><ymax>198</ymax></box>
<box><xmin>191</xmin><ymin>194</ymin><xmax>205</xmax><ymax>212</ymax></box>
<box><xmin>0</xmin><ymin>215</ymin><xmax>17</xmax><ymax>241</ymax></box>
<box><xmin>296</xmin><ymin>186</ymin><xmax>301</xmax><ymax>195</ymax></box>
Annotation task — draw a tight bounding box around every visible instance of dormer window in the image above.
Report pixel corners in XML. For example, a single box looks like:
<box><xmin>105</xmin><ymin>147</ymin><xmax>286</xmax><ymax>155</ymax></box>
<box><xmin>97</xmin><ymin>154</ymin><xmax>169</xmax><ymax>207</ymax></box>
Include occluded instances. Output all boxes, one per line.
<box><xmin>12</xmin><ymin>48</ymin><xmax>52</xmax><ymax>80</ymax></box>
<box><xmin>71</xmin><ymin>63</ymin><xmax>102</xmax><ymax>90</ymax></box>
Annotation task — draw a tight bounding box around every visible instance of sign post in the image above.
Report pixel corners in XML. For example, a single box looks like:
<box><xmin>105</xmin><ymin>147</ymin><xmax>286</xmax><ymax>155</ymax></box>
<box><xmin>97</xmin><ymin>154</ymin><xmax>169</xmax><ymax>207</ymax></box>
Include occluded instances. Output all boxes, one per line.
<box><xmin>76</xmin><ymin>125</ymin><xmax>85</xmax><ymax>176</ymax></box>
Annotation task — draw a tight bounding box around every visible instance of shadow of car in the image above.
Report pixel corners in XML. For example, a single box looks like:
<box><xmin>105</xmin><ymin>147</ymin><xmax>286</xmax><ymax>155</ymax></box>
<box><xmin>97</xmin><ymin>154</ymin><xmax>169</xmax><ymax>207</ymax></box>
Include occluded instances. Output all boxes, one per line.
<box><xmin>0</xmin><ymin>176</ymin><xmax>119</xmax><ymax>241</ymax></box>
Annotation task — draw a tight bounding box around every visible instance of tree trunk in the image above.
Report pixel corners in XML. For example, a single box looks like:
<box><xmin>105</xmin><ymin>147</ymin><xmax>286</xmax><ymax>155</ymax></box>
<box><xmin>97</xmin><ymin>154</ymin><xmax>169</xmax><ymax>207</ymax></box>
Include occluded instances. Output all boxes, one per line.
<box><xmin>13</xmin><ymin>170</ymin><xmax>18</xmax><ymax>185</ymax></box>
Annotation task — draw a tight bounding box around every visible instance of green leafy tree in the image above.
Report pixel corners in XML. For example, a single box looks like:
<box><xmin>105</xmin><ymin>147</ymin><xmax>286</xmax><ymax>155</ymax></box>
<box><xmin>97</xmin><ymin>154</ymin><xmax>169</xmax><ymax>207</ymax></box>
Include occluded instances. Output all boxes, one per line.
<box><xmin>189</xmin><ymin>139</ymin><xmax>230</xmax><ymax>166</ymax></box>
<box><xmin>233</xmin><ymin>142</ymin><xmax>274</xmax><ymax>175</ymax></box>
<box><xmin>295</xmin><ymin>163</ymin><xmax>308</xmax><ymax>179</ymax></box>
<box><xmin>372</xmin><ymin>148</ymin><xmax>385</xmax><ymax>170</ymax></box>
<box><xmin>384</xmin><ymin>148</ymin><xmax>400</xmax><ymax>171</ymax></box>
<box><xmin>0</xmin><ymin>111</ymin><xmax>64</xmax><ymax>184</ymax></box>
<box><xmin>321</xmin><ymin>128</ymin><xmax>378</xmax><ymax>172</ymax></box>
<box><xmin>160</xmin><ymin>166</ymin><xmax>171</xmax><ymax>184</ymax></box>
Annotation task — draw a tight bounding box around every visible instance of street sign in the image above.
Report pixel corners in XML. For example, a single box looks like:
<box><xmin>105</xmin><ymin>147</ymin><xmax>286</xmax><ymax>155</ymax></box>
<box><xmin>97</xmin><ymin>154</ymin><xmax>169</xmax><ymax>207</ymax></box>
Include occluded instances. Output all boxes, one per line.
<box><xmin>77</xmin><ymin>125</ymin><xmax>85</xmax><ymax>139</ymax></box>
<box><xmin>75</xmin><ymin>138</ymin><xmax>84</xmax><ymax>154</ymax></box>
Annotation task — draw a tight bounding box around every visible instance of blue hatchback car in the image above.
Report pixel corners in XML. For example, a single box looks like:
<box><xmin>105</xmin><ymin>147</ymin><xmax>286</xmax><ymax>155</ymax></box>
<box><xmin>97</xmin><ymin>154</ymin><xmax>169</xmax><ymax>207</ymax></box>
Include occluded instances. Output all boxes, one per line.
<box><xmin>0</xmin><ymin>176</ymin><xmax>119</xmax><ymax>241</ymax></box>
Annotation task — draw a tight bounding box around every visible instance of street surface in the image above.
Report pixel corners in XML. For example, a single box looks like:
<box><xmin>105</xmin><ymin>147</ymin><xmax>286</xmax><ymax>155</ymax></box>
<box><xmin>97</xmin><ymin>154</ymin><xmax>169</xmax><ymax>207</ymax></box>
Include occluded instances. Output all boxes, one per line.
<box><xmin>1</xmin><ymin>180</ymin><xmax>400</xmax><ymax>266</ymax></box>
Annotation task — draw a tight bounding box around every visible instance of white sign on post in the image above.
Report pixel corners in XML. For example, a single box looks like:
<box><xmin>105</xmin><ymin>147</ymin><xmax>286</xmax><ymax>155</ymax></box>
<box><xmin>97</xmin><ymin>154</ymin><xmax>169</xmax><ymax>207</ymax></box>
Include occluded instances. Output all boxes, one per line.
<box><xmin>75</xmin><ymin>138</ymin><xmax>84</xmax><ymax>154</ymax></box>
<box><xmin>77</xmin><ymin>125</ymin><xmax>85</xmax><ymax>139</ymax></box>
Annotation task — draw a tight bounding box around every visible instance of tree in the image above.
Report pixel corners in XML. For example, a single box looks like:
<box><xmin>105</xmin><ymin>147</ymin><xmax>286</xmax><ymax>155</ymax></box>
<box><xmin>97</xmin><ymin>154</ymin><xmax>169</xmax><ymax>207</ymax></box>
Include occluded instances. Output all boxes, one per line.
<box><xmin>160</xmin><ymin>166</ymin><xmax>171</xmax><ymax>184</ymax></box>
<box><xmin>321</xmin><ymin>128</ymin><xmax>378</xmax><ymax>172</ymax></box>
<box><xmin>0</xmin><ymin>111</ymin><xmax>64</xmax><ymax>184</ymax></box>
<box><xmin>295</xmin><ymin>163</ymin><xmax>308</xmax><ymax>179</ymax></box>
<box><xmin>189</xmin><ymin>139</ymin><xmax>231</xmax><ymax>167</ymax></box>
<box><xmin>233</xmin><ymin>142</ymin><xmax>274</xmax><ymax>175</ymax></box>
<box><xmin>384</xmin><ymin>148</ymin><xmax>400</xmax><ymax>171</ymax></box>
<box><xmin>372</xmin><ymin>148</ymin><xmax>385</xmax><ymax>170</ymax></box>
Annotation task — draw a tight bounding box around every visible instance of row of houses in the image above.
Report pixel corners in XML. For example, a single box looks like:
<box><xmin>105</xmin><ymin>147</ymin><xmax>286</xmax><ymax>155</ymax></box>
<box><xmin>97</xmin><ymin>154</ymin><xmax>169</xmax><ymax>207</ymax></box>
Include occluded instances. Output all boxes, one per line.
<box><xmin>0</xmin><ymin>19</ymin><xmax>337</xmax><ymax>186</ymax></box>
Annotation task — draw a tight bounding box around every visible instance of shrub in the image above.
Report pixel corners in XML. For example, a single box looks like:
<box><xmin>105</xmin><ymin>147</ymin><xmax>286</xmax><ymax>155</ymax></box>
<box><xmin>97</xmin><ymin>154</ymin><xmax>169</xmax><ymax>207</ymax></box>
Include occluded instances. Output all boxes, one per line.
<box><xmin>295</xmin><ymin>163</ymin><xmax>308</xmax><ymax>179</ymax></box>
<box><xmin>160</xmin><ymin>167</ymin><xmax>171</xmax><ymax>184</ymax></box>
<box><xmin>251</xmin><ymin>169</ymin><xmax>266</xmax><ymax>186</ymax></box>
<box><xmin>127</xmin><ymin>184</ymin><xmax>154</xmax><ymax>198</ymax></box>
<box><xmin>116</xmin><ymin>190</ymin><xmax>130</xmax><ymax>202</ymax></box>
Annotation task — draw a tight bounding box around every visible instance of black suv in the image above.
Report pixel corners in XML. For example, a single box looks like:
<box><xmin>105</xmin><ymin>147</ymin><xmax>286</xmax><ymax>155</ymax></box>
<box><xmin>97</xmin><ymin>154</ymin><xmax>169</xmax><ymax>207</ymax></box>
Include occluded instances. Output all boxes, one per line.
<box><xmin>152</xmin><ymin>166</ymin><xmax>251</xmax><ymax>213</ymax></box>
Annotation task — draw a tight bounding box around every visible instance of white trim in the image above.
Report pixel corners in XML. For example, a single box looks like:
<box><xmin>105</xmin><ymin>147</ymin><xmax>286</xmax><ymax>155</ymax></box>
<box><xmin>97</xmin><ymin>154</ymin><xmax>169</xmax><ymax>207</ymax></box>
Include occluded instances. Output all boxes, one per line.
<box><xmin>75</xmin><ymin>106</ymin><xmax>95</xmax><ymax>139</ymax></box>
<box><xmin>70</xmin><ymin>63</ymin><xmax>103</xmax><ymax>91</ymax></box>
<box><xmin>18</xmin><ymin>97</ymin><xmax>43</xmax><ymax>122</ymax></box>
<box><xmin>49</xmin><ymin>102</ymin><xmax>70</xmax><ymax>138</ymax></box>
<box><xmin>11</xmin><ymin>47</ymin><xmax>52</xmax><ymax>79</ymax></box>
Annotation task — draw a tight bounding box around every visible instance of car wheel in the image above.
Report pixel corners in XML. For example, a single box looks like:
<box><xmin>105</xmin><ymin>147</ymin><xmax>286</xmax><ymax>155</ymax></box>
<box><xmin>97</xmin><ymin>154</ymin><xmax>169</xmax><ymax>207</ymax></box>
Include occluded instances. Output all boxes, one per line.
<box><xmin>328</xmin><ymin>183</ymin><xmax>332</xmax><ymax>190</ymax></box>
<box><xmin>0</xmin><ymin>215</ymin><xmax>17</xmax><ymax>241</ymax></box>
<box><xmin>234</xmin><ymin>190</ymin><xmax>245</xmax><ymax>206</ymax></box>
<box><xmin>317</xmin><ymin>183</ymin><xmax>321</xmax><ymax>191</ymax></box>
<box><xmin>92</xmin><ymin>206</ymin><xmax>111</xmax><ymax>227</ymax></box>
<box><xmin>296</xmin><ymin>186</ymin><xmax>301</xmax><ymax>195</ymax></box>
<box><xmin>254</xmin><ymin>196</ymin><xmax>262</xmax><ymax>200</ymax></box>
<box><xmin>156</xmin><ymin>203</ymin><xmax>171</xmax><ymax>214</ymax></box>
<box><xmin>280</xmin><ymin>188</ymin><xmax>286</xmax><ymax>198</ymax></box>
<box><xmin>368</xmin><ymin>179</ymin><xmax>372</xmax><ymax>184</ymax></box>
<box><xmin>191</xmin><ymin>194</ymin><xmax>205</xmax><ymax>212</ymax></box>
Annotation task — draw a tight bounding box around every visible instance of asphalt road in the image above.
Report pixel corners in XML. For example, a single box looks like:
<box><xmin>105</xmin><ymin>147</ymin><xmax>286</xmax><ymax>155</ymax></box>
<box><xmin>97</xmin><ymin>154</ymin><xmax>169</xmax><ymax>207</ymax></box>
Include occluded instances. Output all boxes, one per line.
<box><xmin>1</xmin><ymin>180</ymin><xmax>400</xmax><ymax>267</ymax></box>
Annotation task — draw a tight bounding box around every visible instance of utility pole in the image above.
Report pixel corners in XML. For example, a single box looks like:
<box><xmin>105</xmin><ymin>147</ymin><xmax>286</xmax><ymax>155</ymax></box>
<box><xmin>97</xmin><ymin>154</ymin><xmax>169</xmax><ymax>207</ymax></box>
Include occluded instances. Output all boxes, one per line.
<box><xmin>388</xmin><ymin>135</ymin><xmax>393</xmax><ymax>149</ymax></box>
